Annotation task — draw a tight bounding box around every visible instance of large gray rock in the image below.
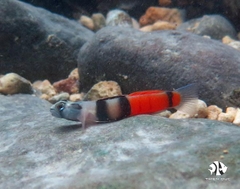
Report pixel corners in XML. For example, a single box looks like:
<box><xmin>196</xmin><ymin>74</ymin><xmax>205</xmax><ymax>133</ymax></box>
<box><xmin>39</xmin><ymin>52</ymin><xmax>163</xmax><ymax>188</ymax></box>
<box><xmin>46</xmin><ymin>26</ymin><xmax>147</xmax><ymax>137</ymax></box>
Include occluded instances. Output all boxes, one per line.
<box><xmin>78</xmin><ymin>26</ymin><xmax>240</xmax><ymax>108</ymax></box>
<box><xmin>0</xmin><ymin>0</ymin><xmax>94</xmax><ymax>82</ymax></box>
<box><xmin>177</xmin><ymin>15</ymin><xmax>237</xmax><ymax>40</ymax></box>
<box><xmin>0</xmin><ymin>94</ymin><xmax>240</xmax><ymax>188</ymax></box>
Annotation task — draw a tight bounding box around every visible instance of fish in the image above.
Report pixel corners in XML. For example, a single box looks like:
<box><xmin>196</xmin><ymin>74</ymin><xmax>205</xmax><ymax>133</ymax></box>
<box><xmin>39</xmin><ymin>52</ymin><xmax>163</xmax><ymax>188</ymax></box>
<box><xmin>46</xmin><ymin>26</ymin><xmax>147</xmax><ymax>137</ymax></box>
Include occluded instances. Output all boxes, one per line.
<box><xmin>50</xmin><ymin>84</ymin><xmax>198</xmax><ymax>128</ymax></box>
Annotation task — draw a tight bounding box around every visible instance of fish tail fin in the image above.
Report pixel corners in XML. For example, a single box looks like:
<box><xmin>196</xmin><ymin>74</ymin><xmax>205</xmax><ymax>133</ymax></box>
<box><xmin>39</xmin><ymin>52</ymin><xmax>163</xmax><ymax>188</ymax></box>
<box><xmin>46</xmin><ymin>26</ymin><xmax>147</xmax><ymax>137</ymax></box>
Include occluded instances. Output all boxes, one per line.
<box><xmin>175</xmin><ymin>84</ymin><xmax>198</xmax><ymax>116</ymax></box>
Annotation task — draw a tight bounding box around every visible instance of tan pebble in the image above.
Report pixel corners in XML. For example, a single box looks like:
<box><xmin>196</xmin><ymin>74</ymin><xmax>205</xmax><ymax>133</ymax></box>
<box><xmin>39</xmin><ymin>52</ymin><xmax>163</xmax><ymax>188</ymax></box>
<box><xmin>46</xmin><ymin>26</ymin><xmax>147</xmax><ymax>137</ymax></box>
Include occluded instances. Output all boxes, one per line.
<box><xmin>233</xmin><ymin>108</ymin><xmax>240</xmax><ymax>126</ymax></box>
<box><xmin>203</xmin><ymin>35</ymin><xmax>211</xmax><ymax>39</ymax></box>
<box><xmin>49</xmin><ymin>92</ymin><xmax>70</xmax><ymax>104</ymax></box>
<box><xmin>195</xmin><ymin>99</ymin><xmax>208</xmax><ymax>118</ymax></box>
<box><xmin>69</xmin><ymin>93</ymin><xmax>83</xmax><ymax>102</ymax></box>
<box><xmin>79</xmin><ymin>15</ymin><xmax>94</xmax><ymax>30</ymax></box>
<box><xmin>226</xmin><ymin>107</ymin><xmax>237</xmax><ymax>114</ymax></box>
<box><xmin>0</xmin><ymin>73</ymin><xmax>33</xmax><ymax>95</ymax></box>
<box><xmin>223</xmin><ymin>149</ymin><xmax>228</xmax><ymax>154</ymax></box>
<box><xmin>169</xmin><ymin>111</ymin><xmax>191</xmax><ymax>119</ymax></box>
<box><xmin>228</xmin><ymin>41</ymin><xmax>240</xmax><ymax>51</ymax></box>
<box><xmin>218</xmin><ymin>107</ymin><xmax>237</xmax><ymax>122</ymax></box>
<box><xmin>91</xmin><ymin>13</ymin><xmax>106</xmax><ymax>31</ymax></box>
<box><xmin>157</xmin><ymin>110</ymin><xmax>172</xmax><ymax>118</ymax></box>
<box><xmin>152</xmin><ymin>21</ymin><xmax>177</xmax><ymax>31</ymax></box>
<box><xmin>220</xmin><ymin>155</ymin><xmax>224</xmax><ymax>159</ymax></box>
<box><xmin>222</xmin><ymin>36</ymin><xmax>235</xmax><ymax>44</ymax></box>
<box><xmin>140</xmin><ymin>25</ymin><xmax>153</xmax><ymax>32</ymax></box>
<box><xmin>222</xmin><ymin>36</ymin><xmax>240</xmax><ymax>50</ymax></box>
<box><xmin>32</xmin><ymin>80</ymin><xmax>56</xmax><ymax>97</ymax></box>
<box><xmin>84</xmin><ymin>81</ymin><xmax>122</xmax><ymax>100</ymax></box>
<box><xmin>68</xmin><ymin>68</ymin><xmax>79</xmax><ymax>80</ymax></box>
<box><xmin>207</xmin><ymin>105</ymin><xmax>222</xmax><ymax>120</ymax></box>
<box><xmin>218</xmin><ymin>112</ymin><xmax>234</xmax><ymax>122</ymax></box>
<box><xmin>139</xmin><ymin>7</ymin><xmax>184</xmax><ymax>27</ymax></box>
<box><xmin>40</xmin><ymin>93</ymin><xmax>50</xmax><ymax>100</ymax></box>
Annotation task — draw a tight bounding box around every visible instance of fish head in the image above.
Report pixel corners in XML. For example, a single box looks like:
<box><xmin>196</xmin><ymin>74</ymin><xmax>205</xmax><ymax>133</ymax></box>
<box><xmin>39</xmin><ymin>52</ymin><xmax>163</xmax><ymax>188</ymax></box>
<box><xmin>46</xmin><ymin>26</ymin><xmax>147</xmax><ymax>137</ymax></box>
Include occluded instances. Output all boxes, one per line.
<box><xmin>50</xmin><ymin>101</ymin><xmax>83</xmax><ymax>121</ymax></box>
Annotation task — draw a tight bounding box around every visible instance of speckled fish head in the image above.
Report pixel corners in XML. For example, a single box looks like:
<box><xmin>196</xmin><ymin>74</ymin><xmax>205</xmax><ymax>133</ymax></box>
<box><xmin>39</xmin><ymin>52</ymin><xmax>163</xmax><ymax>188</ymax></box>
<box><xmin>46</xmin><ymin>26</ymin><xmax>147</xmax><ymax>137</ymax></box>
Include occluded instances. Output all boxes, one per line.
<box><xmin>50</xmin><ymin>101</ymin><xmax>83</xmax><ymax>121</ymax></box>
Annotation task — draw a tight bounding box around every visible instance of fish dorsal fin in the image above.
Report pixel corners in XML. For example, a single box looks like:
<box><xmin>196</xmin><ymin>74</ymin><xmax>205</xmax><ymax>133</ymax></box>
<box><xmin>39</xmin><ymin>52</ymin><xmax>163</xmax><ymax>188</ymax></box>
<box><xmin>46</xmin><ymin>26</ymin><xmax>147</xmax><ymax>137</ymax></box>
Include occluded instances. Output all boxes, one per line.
<box><xmin>128</xmin><ymin>90</ymin><xmax>164</xmax><ymax>96</ymax></box>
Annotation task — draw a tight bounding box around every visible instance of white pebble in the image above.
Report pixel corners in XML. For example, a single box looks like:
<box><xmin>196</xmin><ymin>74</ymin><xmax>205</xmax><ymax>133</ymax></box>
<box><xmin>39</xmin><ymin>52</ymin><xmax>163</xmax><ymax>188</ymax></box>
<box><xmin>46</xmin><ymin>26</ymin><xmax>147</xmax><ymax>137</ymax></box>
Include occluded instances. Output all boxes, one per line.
<box><xmin>233</xmin><ymin>108</ymin><xmax>240</xmax><ymax>126</ymax></box>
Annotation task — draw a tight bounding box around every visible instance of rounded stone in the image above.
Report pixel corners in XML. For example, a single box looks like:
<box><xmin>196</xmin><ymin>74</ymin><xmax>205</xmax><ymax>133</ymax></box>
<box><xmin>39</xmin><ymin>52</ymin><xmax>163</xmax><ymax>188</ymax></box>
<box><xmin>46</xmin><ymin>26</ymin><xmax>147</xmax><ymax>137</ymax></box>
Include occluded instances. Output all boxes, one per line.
<box><xmin>0</xmin><ymin>73</ymin><xmax>33</xmax><ymax>95</ymax></box>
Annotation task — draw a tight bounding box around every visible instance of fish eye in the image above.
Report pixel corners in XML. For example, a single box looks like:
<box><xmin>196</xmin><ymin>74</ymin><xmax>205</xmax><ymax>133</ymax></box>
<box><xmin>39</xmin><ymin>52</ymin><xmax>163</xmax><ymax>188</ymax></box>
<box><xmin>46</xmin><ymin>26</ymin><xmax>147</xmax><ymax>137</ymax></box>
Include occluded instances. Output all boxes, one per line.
<box><xmin>57</xmin><ymin>102</ymin><xmax>65</xmax><ymax>112</ymax></box>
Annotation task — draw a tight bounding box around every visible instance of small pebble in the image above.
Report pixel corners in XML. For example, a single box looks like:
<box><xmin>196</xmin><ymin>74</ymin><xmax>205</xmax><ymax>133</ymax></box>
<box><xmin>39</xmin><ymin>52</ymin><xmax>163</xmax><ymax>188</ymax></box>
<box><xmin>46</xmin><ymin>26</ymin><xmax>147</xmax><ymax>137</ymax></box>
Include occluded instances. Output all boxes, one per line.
<box><xmin>49</xmin><ymin>92</ymin><xmax>70</xmax><ymax>104</ymax></box>
<box><xmin>207</xmin><ymin>105</ymin><xmax>222</xmax><ymax>120</ymax></box>
<box><xmin>222</xmin><ymin>35</ymin><xmax>240</xmax><ymax>50</ymax></box>
<box><xmin>0</xmin><ymin>73</ymin><xmax>33</xmax><ymax>95</ymax></box>
<box><xmin>69</xmin><ymin>93</ymin><xmax>83</xmax><ymax>102</ymax></box>
<box><xmin>227</xmin><ymin>41</ymin><xmax>240</xmax><ymax>51</ymax></box>
<box><xmin>91</xmin><ymin>13</ymin><xmax>106</xmax><ymax>31</ymax></box>
<box><xmin>68</xmin><ymin>68</ymin><xmax>79</xmax><ymax>80</ymax></box>
<box><xmin>139</xmin><ymin>7</ymin><xmax>184</xmax><ymax>27</ymax></box>
<box><xmin>53</xmin><ymin>77</ymin><xmax>79</xmax><ymax>94</ymax></box>
<box><xmin>157</xmin><ymin>110</ymin><xmax>172</xmax><ymax>118</ymax></box>
<box><xmin>32</xmin><ymin>80</ymin><xmax>56</xmax><ymax>97</ymax></box>
<box><xmin>218</xmin><ymin>107</ymin><xmax>237</xmax><ymax>122</ymax></box>
<box><xmin>152</xmin><ymin>21</ymin><xmax>177</xmax><ymax>31</ymax></box>
<box><xmin>79</xmin><ymin>15</ymin><xmax>94</xmax><ymax>30</ymax></box>
<box><xmin>84</xmin><ymin>81</ymin><xmax>122</xmax><ymax>100</ymax></box>
<box><xmin>169</xmin><ymin>111</ymin><xmax>191</xmax><ymax>119</ymax></box>
<box><xmin>140</xmin><ymin>25</ymin><xmax>154</xmax><ymax>32</ymax></box>
<box><xmin>222</xmin><ymin>36</ymin><xmax>235</xmax><ymax>44</ymax></box>
<box><xmin>233</xmin><ymin>108</ymin><xmax>240</xmax><ymax>126</ymax></box>
<box><xmin>40</xmin><ymin>93</ymin><xmax>49</xmax><ymax>100</ymax></box>
<box><xmin>223</xmin><ymin>149</ymin><xmax>228</xmax><ymax>154</ymax></box>
<box><xmin>106</xmin><ymin>9</ymin><xmax>133</xmax><ymax>27</ymax></box>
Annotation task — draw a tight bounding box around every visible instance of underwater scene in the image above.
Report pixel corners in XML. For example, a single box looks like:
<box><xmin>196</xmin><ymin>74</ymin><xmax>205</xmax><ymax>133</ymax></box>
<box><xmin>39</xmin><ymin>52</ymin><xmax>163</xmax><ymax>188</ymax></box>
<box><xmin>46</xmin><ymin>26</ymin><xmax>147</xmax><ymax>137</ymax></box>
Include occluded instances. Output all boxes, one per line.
<box><xmin>0</xmin><ymin>0</ymin><xmax>240</xmax><ymax>188</ymax></box>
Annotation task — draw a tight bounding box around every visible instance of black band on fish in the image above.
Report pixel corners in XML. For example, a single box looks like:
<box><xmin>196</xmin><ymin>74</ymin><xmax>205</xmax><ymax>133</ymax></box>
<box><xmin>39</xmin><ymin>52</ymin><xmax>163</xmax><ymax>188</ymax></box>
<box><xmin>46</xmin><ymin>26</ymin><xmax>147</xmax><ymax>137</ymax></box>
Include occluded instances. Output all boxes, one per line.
<box><xmin>96</xmin><ymin>99</ymin><xmax>110</xmax><ymax>121</ymax></box>
<box><xmin>166</xmin><ymin>91</ymin><xmax>173</xmax><ymax>107</ymax></box>
<box><xmin>118</xmin><ymin>96</ymin><xmax>131</xmax><ymax>120</ymax></box>
<box><xmin>96</xmin><ymin>96</ymin><xmax>131</xmax><ymax>122</ymax></box>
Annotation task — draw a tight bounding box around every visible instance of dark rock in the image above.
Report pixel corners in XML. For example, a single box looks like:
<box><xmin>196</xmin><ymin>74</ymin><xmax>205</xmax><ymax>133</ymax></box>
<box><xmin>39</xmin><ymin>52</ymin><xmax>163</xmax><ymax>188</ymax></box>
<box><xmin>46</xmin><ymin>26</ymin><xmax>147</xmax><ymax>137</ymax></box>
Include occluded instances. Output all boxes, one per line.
<box><xmin>167</xmin><ymin>0</ymin><xmax>240</xmax><ymax>34</ymax></box>
<box><xmin>78</xmin><ymin>26</ymin><xmax>240</xmax><ymax>108</ymax></box>
<box><xmin>20</xmin><ymin>0</ymin><xmax>99</xmax><ymax>19</ymax></box>
<box><xmin>20</xmin><ymin>0</ymin><xmax>158</xmax><ymax>21</ymax></box>
<box><xmin>177</xmin><ymin>15</ymin><xmax>237</xmax><ymax>40</ymax></box>
<box><xmin>20</xmin><ymin>0</ymin><xmax>240</xmax><ymax>33</ymax></box>
<box><xmin>0</xmin><ymin>94</ymin><xmax>240</xmax><ymax>188</ymax></box>
<box><xmin>0</xmin><ymin>0</ymin><xmax>94</xmax><ymax>82</ymax></box>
